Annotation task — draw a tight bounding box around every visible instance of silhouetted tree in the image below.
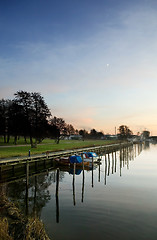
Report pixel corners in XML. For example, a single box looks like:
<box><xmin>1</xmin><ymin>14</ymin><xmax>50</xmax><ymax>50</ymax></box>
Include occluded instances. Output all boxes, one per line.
<box><xmin>66</xmin><ymin>124</ymin><xmax>75</xmax><ymax>135</ymax></box>
<box><xmin>79</xmin><ymin>129</ymin><xmax>88</xmax><ymax>140</ymax></box>
<box><xmin>14</xmin><ymin>91</ymin><xmax>51</xmax><ymax>147</ymax></box>
<box><xmin>89</xmin><ymin>129</ymin><xmax>104</xmax><ymax>139</ymax></box>
<box><xmin>0</xmin><ymin>99</ymin><xmax>9</xmax><ymax>143</ymax></box>
<box><xmin>49</xmin><ymin>116</ymin><xmax>67</xmax><ymax>143</ymax></box>
<box><xmin>118</xmin><ymin>125</ymin><xmax>132</xmax><ymax>140</ymax></box>
<box><xmin>141</xmin><ymin>130</ymin><xmax>150</xmax><ymax>140</ymax></box>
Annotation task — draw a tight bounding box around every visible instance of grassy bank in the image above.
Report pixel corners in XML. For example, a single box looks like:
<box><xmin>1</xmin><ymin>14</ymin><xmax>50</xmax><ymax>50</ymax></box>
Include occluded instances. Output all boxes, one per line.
<box><xmin>0</xmin><ymin>139</ymin><xmax>118</xmax><ymax>159</ymax></box>
<box><xmin>0</xmin><ymin>193</ymin><xmax>50</xmax><ymax>240</ymax></box>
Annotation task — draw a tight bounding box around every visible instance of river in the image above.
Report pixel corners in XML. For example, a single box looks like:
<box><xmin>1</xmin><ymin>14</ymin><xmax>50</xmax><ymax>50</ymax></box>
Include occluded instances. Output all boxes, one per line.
<box><xmin>1</xmin><ymin>142</ymin><xmax>157</xmax><ymax>240</ymax></box>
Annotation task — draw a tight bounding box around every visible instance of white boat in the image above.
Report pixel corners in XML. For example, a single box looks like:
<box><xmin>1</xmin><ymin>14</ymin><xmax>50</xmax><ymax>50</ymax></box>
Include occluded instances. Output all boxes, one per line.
<box><xmin>81</xmin><ymin>152</ymin><xmax>100</xmax><ymax>163</ymax></box>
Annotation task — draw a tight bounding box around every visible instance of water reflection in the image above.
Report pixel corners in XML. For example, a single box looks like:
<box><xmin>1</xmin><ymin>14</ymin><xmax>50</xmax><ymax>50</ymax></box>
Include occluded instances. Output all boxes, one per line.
<box><xmin>0</xmin><ymin>143</ymin><xmax>147</xmax><ymax>239</ymax></box>
<box><xmin>103</xmin><ymin>143</ymin><xmax>143</xmax><ymax>185</ymax></box>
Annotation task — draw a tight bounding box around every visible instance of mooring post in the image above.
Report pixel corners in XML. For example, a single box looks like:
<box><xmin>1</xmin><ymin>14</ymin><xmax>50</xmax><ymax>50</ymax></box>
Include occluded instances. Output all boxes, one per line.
<box><xmin>44</xmin><ymin>159</ymin><xmax>46</xmax><ymax>168</ymax></box>
<box><xmin>112</xmin><ymin>150</ymin><xmax>114</xmax><ymax>174</ymax></box>
<box><xmin>12</xmin><ymin>165</ymin><xmax>15</xmax><ymax>176</ymax></box>
<box><xmin>115</xmin><ymin>151</ymin><xmax>117</xmax><ymax>173</ymax></box>
<box><xmin>56</xmin><ymin>168</ymin><xmax>59</xmax><ymax>197</ymax></box>
<box><xmin>107</xmin><ymin>152</ymin><xmax>110</xmax><ymax>176</ymax></box>
<box><xmin>51</xmin><ymin>158</ymin><xmax>53</xmax><ymax>167</ymax></box>
<box><xmin>92</xmin><ymin>165</ymin><xmax>94</xmax><ymax>188</ymax></box>
<box><xmin>105</xmin><ymin>150</ymin><xmax>107</xmax><ymax>162</ymax></box>
<box><xmin>73</xmin><ymin>163</ymin><xmax>76</xmax><ymax>206</ymax></box>
<box><xmin>82</xmin><ymin>154</ymin><xmax>84</xmax><ymax>171</ymax></box>
<box><xmin>82</xmin><ymin>165</ymin><xmax>85</xmax><ymax>203</ymax></box>
<box><xmin>56</xmin><ymin>168</ymin><xmax>59</xmax><ymax>223</ymax></box>
<box><xmin>104</xmin><ymin>158</ymin><xmax>107</xmax><ymax>185</ymax></box>
<box><xmin>35</xmin><ymin>161</ymin><xmax>37</xmax><ymax>171</ymax></box>
<box><xmin>26</xmin><ymin>160</ymin><xmax>29</xmax><ymax>215</ymax></box>
<box><xmin>98</xmin><ymin>163</ymin><xmax>100</xmax><ymax>182</ymax></box>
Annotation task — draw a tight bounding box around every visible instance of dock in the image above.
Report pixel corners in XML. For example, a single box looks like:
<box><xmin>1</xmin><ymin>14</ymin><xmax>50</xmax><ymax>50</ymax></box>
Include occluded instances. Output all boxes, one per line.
<box><xmin>0</xmin><ymin>142</ymin><xmax>134</xmax><ymax>183</ymax></box>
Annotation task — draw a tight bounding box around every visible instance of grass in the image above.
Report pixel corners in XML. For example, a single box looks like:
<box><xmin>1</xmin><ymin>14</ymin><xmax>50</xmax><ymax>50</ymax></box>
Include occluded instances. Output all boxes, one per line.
<box><xmin>0</xmin><ymin>193</ymin><xmax>50</xmax><ymax>240</ymax></box>
<box><xmin>0</xmin><ymin>137</ymin><xmax>119</xmax><ymax>159</ymax></box>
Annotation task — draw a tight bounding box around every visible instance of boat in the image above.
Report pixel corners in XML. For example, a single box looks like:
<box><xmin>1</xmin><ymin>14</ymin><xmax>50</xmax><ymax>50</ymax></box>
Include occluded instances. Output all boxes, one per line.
<box><xmin>81</xmin><ymin>152</ymin><xmax>100</xmax><ymax>163</ymax></box>
<box><xmin>54</xmin><ymin>155</ymin><xmax>89</xmax><ymax>166</ymax></box>
<box><xmin>54</xmin><ymin>156</ymin><xmax>70</xmax><ymax>166</ymax></box>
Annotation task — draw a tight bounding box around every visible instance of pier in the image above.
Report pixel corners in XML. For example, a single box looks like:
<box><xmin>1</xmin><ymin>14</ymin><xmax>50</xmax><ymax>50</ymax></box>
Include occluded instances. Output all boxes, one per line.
<box><xmin>0</xmin><ymin>142</ymin><xmax>134</xmax><ymax>183</ymax></box>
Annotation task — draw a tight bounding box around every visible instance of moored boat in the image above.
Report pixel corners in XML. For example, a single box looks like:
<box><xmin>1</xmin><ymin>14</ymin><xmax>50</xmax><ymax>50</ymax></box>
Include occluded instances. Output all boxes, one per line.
<box><xmin>81</xmin><ymin>152</ymin><xmax>100</xmax><ymax>163</ymax></box>
<box><xmin>54</xmin><ymin>155</ymin><xmax>89</xmax><ymax>166</ymax></box>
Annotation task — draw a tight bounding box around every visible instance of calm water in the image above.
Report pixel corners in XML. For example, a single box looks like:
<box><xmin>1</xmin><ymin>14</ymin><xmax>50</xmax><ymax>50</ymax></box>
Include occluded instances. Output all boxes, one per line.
<box><xmin>2</xmin><ymin>143</ymin><xmax>157</xmax><ymax>240</ymax></box>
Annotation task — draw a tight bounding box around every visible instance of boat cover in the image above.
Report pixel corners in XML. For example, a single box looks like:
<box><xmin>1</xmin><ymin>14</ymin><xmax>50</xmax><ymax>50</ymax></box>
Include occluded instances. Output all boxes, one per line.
<box><xmin>69</xmin><ymin>155</ymin><xmax>82</xmax><ymax>163</ymax></box>
<box><xmin>87</xmin><ymin>152</ymin><xmax>98</xmax><ymax>158</ymax></box>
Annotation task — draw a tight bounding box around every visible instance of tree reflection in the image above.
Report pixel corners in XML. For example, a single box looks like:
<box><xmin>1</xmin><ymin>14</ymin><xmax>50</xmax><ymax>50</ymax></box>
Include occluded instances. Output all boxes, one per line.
<box><xmin>5</xmin><ymin>169</ymin><xmax>65</xmax><ymax>219</ymax></box>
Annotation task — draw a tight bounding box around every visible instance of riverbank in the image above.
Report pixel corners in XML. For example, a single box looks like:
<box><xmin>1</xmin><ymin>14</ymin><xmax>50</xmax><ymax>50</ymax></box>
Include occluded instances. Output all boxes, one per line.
<box><xmin>0</xmin><ymin>193</ymin><xmax>50</xmax><ymax>240</ymax></box>
<box><xmin>0</xmin><ymin>139</ymin><xmax>119</xmax><ymax>159</ymax></box>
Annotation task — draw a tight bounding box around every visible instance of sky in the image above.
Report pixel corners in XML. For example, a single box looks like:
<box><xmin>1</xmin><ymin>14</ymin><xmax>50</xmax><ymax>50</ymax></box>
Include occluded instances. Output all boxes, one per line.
<box><xmin>0</xmin><ymin>0</ymin><xmax>157</xmax><ymax>135</ymax></box>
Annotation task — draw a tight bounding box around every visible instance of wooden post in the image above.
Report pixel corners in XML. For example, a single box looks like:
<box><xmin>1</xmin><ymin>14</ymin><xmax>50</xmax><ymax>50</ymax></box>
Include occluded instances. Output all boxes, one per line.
<box><xmin>92</xmin><ymin>156</ymin><xmax>94</xmax><ymax>188</ymax></box>
<box><xmin>105</xmin><ymin>151</ymin><xmax>107</xmax><ymax>162</ymax></box>
<box><xmin>112</xmin><ymin>150</ymin><xmax>114</xmax><ymax>174</ymax></box>
<box><xmin>56</xmin><ymin>168</ymin><xmax>59</xmax><ymax>197</ymax></box>
<box><xmin>92</xmin><ymin>165</ymin><xmax>94</xmax><ymax>188</ymax></box>
<box><xmin>82</xmin><ymin>166</ymin><xmax>85</xmax><ymax>203</ymax></box>
<box><xmin>73</xmin><ymin>163</ymin><xmax>76</xmax><ymax>206</ymax></box>
<box><xmin>12</xmin><ymin>165</ymin><xmax>15</xmax><ymax>177</ymax></box>
<box><xmin>26</xmin><ymin>161</ymin><xmax>29</xmax><ymax>216</ymax></box>
<box><xmin>82</xmin><ymin>153</ymin><xmax>84</xmax><ymax>171</ymax></box>
<box><xmin>104</xmin><ymin>158</ymin><xmax>107</xmax><ymax>185</ymax></box>
<box><xmin>98</xmin><ymin>163</ymin><xmax>100</xmax><ymax>182</ymax></box>
<box><xmin>35</xmin><ymin>161</ymin><xmax>37</xmax><ymax>171</ymax></box>
<box><xmin>51</xmin><ymin>158</ymin><xmax>53</xmax><ymax>167</ymax></box>
<box><xmin>122</xmin><ymin>147</ymin><xmax>125</xmax><ymax>167</ymax></box>
<box><xmin>120</xmin><ymin>151</ymin><xmax>122</xmax><ymax>177</ymax></box>
<box><xmin>115</xmin><ymin>151</ymin><xmax>117</xmax><ymax>173</ymax></box>
<box><xmin>107</xmin><ymin>153</ymin><xmax>110</xmax><ymax>176</ymax></box>
<box><xmin>56</xmin><ymin>168</ymin><xmax>59</xmax><ymax>223</ymax></box>
<box><xmin>44</xmin><ymin>160</ymin><xmax>46</xmax><ymax>168</ymax></box>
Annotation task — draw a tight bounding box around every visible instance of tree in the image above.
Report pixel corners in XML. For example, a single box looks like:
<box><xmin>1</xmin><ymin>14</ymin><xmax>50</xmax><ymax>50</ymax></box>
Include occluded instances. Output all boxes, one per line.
<box><xmin>31</xmin><ymin>92</ymin><xmax>51</xmax><ymax>143</ymax></box>
<box><xmin>118</xmin><ymin>125</ymin><xmax>133</xmax><ymax>140</ymax></box>
<box><xmin>141</xmin><ymin>130</ymin><xmax>150</xmax><ymax>140</ymax></box>
<box><xmin>49</xmin><ymin>117</ymin><xmax>67</xmax><ymax>143</ymax></box>
<box><xmin>14</xmin><ymin>91</ymin><xmax>51</xmax><ymax>147</ymax></box>
<box><xmin>89</xmin><ymin>129</ymin><xmax>104</xmax><ymax>139</ymax></box>
<box><xmin>0</xmin><ymin>99</ymin><xmax>10</xmax><ymax>143</ymax></box>
<box><xmin>66</xmin><ymin>124</ymin><xmax>75</xmax><ymax>135</ymax></box>
<box><xmin>79</xmin><ymin>129</ymin><xmax>88</xmax><ymax>140</ymax></box>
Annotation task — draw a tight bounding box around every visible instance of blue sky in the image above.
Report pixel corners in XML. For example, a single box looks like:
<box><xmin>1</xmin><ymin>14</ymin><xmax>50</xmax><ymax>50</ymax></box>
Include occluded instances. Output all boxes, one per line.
<box><xmin>1</xmin><ymin>0</ymin><xmax>157</xmax><ymax>134</ymax></box>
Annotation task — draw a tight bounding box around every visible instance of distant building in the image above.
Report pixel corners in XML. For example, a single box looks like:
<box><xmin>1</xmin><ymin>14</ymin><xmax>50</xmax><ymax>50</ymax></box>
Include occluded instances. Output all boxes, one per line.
<box><xmin>103</xmin><ymin>134</ymin><xmax>118</xmax><ymax>140</ymax></box>
<box><xmin>68</xmin><ymin>135</ymin><xmax>82</xmax><ymax>140</ymax></box>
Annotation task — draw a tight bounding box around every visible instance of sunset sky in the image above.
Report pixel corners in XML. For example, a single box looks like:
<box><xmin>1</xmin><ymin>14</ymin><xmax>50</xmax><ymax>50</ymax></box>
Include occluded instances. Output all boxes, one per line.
<box><xmin>1</xmin><ymin>0</ymin><xmax>157</xmax><ymax>135</ymax></box>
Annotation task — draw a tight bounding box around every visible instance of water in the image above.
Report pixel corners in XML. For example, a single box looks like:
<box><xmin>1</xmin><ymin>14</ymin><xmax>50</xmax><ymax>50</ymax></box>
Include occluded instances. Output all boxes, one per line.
<box><xmin>2</xmin><ymin>143</ymin><xmax>157</xmax><ymax>240</ymax></box>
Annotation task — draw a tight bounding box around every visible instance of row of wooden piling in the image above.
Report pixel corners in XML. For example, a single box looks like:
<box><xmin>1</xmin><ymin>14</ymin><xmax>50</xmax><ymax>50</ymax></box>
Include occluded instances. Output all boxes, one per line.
<box><xmin>0</xmin><ymin>142</ymin><xmax>137</xmax><ymax>183</ymax></box>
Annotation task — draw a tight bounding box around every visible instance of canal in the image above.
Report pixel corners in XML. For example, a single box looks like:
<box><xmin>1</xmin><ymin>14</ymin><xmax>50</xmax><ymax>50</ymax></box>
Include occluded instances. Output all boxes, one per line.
<box><xmin>1</xmin><ymin>142</ymin><xmax>157</xmax><ymax>240</ymax></box>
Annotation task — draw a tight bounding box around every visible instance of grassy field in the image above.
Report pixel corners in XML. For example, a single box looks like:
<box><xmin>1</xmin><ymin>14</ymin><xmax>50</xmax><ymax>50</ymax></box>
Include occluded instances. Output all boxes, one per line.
<box><xmin>0</xmin><ymin>137</ymin><xmax>118</xmax><ymax>159</ymax></box>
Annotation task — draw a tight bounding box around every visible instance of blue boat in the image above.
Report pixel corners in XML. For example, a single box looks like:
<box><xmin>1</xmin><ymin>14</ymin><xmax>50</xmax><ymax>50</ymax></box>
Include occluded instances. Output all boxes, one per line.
<box><xmin>69</xmin><ymin>155</ymin><xmax>82</xmax><ymax>164</ymax></box>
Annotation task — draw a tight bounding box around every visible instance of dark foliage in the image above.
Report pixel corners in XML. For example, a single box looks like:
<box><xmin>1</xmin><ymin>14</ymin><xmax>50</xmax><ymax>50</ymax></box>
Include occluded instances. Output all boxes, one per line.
<box><xmin>118</xmin><ymin>125</ymin><xmax>133</xmax><ymax>140</ymax></box>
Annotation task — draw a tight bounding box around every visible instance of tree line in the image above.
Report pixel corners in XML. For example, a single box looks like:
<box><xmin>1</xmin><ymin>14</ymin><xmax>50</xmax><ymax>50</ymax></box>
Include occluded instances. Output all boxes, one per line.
<box><xmin>0</xmin><ymin>91</ymin><xmax>104</xmax><ymax>146</ymax></box>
